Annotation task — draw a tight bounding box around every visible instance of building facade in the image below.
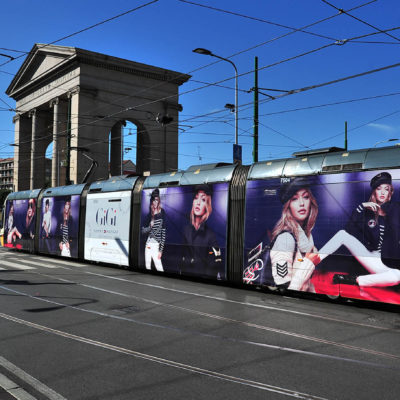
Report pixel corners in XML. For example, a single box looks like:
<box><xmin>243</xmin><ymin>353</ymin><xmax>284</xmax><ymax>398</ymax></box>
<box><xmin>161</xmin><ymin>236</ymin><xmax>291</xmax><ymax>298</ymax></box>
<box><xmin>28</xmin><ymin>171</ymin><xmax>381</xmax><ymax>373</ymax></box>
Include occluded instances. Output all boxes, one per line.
<box><xmin>6</xmin><ymin>44</ymin><xmax>190</xmax><ymax>191</ymax></box>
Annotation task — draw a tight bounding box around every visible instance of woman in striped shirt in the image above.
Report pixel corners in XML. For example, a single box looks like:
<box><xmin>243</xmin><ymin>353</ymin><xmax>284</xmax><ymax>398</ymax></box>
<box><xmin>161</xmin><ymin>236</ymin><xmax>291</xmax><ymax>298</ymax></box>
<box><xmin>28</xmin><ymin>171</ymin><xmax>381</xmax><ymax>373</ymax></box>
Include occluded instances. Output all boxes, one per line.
<box><xmin>58</xmin><ymin>198</ymin><xmax>73</xmax><ymax>257</ymax></box>
<box><xmin>142</xmin><ymin>189</ymin><xmax>166</xmax><ymax>271</ymax></box>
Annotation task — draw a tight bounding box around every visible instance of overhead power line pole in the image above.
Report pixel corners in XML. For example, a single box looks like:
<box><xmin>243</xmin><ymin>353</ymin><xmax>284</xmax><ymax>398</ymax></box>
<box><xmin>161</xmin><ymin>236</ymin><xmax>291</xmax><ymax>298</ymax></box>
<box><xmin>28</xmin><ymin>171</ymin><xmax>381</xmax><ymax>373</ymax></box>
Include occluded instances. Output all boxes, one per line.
<box><xmin>253</xmin><ymin>56</ymin><xmax>259</xmax><ymax>163</ymax></box>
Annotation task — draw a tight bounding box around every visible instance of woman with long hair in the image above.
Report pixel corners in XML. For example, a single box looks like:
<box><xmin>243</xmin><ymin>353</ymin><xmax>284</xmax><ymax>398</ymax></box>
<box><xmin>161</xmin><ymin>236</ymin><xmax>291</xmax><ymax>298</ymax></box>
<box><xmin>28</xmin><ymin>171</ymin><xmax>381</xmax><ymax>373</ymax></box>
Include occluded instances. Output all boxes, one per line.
<box><xmin>310</xmin><ymin>172</ymin><xmax>400</xmax><ymax>287</ymax></box>
<box><xmin>6</xmin><ymin>203</ymin><xmax>22</xmax><ymax>244</ymax></box>
<box><xmin>58</xmin><ymin>198</ymin><xmax>73</xmax><ymax>257</ymax></box>
<box><xmin>25</xmin><ymin>199</ymin><xmax>36</xmax><ymax>239</ymax></box>
<box><xmin>270</xmin><ymin>178</ymin><xmax>319</xmax><ymax>292</ymax></box>
<box><xmin>181</xmin><ymin>185</ymin><xmax>222</xmax><ymax>277</ymax></box>
<box><xmin>142</xmin><ymin>188</ymin><xmax>166</xmax><ymax>272</ymax></box>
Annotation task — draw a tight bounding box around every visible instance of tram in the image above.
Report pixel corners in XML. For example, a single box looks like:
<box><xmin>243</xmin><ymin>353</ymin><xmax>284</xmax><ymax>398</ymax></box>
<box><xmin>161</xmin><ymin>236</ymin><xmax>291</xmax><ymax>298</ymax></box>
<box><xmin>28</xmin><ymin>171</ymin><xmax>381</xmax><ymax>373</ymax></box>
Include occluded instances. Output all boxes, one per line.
<box><xmin>3</xmin><ymin>145</ymin><xmax>400</xmax><ymax>306</ymax></box>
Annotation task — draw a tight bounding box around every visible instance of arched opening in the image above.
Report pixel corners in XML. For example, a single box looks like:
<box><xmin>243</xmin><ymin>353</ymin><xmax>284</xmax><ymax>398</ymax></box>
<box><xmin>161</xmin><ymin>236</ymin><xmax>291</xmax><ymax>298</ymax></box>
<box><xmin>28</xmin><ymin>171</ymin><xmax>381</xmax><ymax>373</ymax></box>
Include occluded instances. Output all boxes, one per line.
<box><xmin>108</xmin><ymin>120</ymin><xmax>138</xmax><ymax>176</ymax></box>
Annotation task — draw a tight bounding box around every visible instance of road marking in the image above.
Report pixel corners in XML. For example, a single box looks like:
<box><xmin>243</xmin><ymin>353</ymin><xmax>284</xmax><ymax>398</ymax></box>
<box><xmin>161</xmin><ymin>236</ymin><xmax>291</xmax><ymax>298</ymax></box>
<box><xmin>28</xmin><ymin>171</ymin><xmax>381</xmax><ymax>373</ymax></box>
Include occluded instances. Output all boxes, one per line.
<box><xmin>0</xmin><ymin>312</ymin><xmax>329</xmax><ymax>400</ymax></box>
<box><xmin>2</xmin><ymin>284</ymin><xmax>399</xmax><ymax>368</ymax></box>
<box><xmin>0</xmin><ymin>372</ymin><xmax>37</xmax><ymax>400</ymax></box>
<box><xmin>82</xmin><ymin>270</ymin><xmax>400</xmax><ymax>332</ymax></box>
<box><xmin>11</xmin><ymin>259</ymin><xmax>58</xmax><ymax>269</ymax></box>
<box><xmin>0</xmin><ymin>260</ymin><xmax>35</xmax><ymax>270</ymax></box>
<box><xmin>34</xmin><ymin>257</ymin><xmax>87</xmax><ymax>267</ymax></box>
<box><xmin>0</xmin><ymin>356</ymin><xmax>67</xmax><ymax>400</ymax></box>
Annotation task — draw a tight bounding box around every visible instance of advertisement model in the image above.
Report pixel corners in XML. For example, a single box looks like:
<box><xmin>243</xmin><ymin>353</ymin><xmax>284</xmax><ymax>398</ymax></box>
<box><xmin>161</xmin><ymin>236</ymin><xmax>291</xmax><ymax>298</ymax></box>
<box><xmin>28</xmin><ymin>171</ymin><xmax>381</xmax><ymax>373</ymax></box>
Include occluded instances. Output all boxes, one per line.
<box><xmin>4</xmin><ymin>198</ymin><xmax>37</xmax><ymax>251</ymax></box>
<box><xmin>39</xmin><ymin>195</ymin><xmax>80</xmax><ymax>258</ymax></box>
<box><xmin>243</xmin><ymin>170</ymin><xmax>400</xmax><ymax>304</ymax></box>
<box><xmin>140</xmin><ymin>183</ymin><xmax>228</xmax><ymax>280</ymax></box>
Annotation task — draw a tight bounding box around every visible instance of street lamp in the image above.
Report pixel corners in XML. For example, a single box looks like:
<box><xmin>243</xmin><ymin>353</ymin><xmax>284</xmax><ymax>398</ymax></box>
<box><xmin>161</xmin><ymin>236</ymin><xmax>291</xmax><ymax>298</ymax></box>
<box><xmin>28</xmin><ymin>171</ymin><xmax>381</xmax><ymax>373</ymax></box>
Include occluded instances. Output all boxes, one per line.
<box><xmin>192</xmin><ymin>48</ymin><xmax>239</xmax><ymax>150</ymax></box>
<box><xmin>373</xmin><ymin>138</ymin><xmax>399</xmax><ymax>147</ymax></box>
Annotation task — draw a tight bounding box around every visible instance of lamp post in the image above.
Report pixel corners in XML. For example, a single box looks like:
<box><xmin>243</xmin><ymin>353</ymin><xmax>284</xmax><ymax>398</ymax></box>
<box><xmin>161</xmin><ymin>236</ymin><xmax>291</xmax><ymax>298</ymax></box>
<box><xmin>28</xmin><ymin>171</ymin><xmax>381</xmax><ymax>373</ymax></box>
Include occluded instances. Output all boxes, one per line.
<box><xmin>373</xmin><ymin>138</ymin><xmax>399</xmax><ymax>147</ymax></box>
<box><xmin>193</xmin><ymin>48</ymin><xmax>239</xmax><ymax>156</ymax></box>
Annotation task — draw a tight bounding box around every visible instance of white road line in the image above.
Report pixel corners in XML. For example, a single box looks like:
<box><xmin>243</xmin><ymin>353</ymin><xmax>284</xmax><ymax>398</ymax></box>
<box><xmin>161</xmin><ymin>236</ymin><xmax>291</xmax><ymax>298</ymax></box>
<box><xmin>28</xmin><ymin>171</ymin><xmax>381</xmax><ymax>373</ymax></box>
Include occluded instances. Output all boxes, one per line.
<box><xmin>11</xmin><ymin>259</ymin><xmax>58</xmax><ymax>269</ymax></box>
<box><xmin>0</xmin><ymin>312</ymin><xmax>329</xmax><ymax>400</ymax></box>
<box><xmin>0</xmin><ymin>260</ymin><xmax>35</xmax><ymax>270</ymax></box>
<box><xmin>82</xmin><ymin>270</ymin><xmax>399</xmax><ymax>332</ymax></box>
<box><xmin>0</xmin><ymin>372</ymin><xmax>37</xmax><ymax>400</ymax></box>
<box><xmin>2</xmin><ymin>284</ymin><xmax>398</xmax><ymax>368</ymax></box>
<box><xmin>33</xmin><ymin>257</ymin><xmax>88</xmax><ymax>267</ymax></box>
<box><xmin>0</xmin><ymin>356</ymin><xmax>67</xmax><ymax>400</ymax></box>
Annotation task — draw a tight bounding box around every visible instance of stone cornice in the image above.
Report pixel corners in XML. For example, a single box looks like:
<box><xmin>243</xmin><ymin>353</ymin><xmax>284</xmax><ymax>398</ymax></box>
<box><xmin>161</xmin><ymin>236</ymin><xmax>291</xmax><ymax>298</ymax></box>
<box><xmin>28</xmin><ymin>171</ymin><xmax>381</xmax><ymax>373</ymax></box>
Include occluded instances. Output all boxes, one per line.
<box><xmin>77</xmin><ymin>56</ymin><xmax>190</xmax><ymax>85</ymax></box>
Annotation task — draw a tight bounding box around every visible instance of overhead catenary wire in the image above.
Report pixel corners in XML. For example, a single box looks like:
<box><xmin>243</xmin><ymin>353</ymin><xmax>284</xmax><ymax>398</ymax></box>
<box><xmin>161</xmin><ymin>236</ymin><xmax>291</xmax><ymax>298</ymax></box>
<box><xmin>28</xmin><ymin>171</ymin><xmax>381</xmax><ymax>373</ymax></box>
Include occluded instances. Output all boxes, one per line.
<box><xmin>0</xmin><ymin>0</ymin><xmax>160</xmax><ymax>69</ymax></box>
<box><xmin>1</xmin><ymin>0</ymin><xmax>398</xmax><ymax>165</ymax></box>
<box><xmin>321</xmin><ymin>0</ymin><xmax>400</xmax><ymax>43</ymax></box>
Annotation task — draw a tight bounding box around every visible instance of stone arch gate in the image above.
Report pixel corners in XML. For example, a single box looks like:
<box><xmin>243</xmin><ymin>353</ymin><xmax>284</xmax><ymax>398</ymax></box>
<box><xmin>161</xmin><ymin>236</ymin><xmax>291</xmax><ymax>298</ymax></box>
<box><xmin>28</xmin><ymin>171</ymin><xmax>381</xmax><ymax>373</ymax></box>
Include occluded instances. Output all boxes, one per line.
<box><xmin>6</xmin><ymin>44</ymin><xmax>190</xmax><ymax>190</ymax></box>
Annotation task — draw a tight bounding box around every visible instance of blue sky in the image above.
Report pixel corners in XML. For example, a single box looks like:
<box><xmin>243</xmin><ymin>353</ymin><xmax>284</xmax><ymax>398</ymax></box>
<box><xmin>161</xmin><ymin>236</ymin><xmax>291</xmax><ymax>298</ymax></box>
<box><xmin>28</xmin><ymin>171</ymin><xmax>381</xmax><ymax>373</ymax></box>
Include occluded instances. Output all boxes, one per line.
<box><xmin>1</xmin><ymin>0</ymin><xmax>399</xmax><ymax>170</ymax></box>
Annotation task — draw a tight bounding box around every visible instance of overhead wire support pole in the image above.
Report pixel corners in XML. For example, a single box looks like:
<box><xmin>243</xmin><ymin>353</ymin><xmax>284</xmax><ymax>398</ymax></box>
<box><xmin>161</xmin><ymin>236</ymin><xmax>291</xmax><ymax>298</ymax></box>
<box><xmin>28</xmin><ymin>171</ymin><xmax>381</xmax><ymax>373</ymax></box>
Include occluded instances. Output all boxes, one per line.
<box><xmin>253</xmin><ymin>56</ymin><xmax>258</xmax><ymax>163</ymax></box>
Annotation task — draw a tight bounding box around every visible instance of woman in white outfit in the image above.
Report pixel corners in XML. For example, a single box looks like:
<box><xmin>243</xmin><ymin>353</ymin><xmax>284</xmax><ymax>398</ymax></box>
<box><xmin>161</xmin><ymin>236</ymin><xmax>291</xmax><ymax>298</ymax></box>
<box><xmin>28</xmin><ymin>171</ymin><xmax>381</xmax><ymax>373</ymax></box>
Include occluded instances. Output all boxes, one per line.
<box><xmin>270</xmin><ymin>178</ymin><xmax>319</xmax><ymax>292</ymax></box>
<box><xmin>308</xmin><ymin>172</ymin><xmax>400</xmax><ymax>288</ymax></box>
<box><xmin>142</xmin><ymin>189</ymin><xmax>166</xmax><ymax>272</ymax></box>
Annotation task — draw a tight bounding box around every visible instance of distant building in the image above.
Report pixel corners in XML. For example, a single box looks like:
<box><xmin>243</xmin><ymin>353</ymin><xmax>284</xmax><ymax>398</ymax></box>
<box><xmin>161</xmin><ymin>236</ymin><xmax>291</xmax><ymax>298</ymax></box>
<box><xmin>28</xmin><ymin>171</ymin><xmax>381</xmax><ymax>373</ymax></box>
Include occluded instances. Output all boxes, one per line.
<box><xmin>0</xmin><ymin>158</ymin><xmax>14</xmax><ymax>190</ymax></box>
<box><xmin>0</xmin><ymin>157</ymin><xmax>52</xmax><ymax>191</ymax></box>
<box><xmin>122</xmin><ymin>160</ymin><xmax>136</xmax><ymax>175</ymax></box>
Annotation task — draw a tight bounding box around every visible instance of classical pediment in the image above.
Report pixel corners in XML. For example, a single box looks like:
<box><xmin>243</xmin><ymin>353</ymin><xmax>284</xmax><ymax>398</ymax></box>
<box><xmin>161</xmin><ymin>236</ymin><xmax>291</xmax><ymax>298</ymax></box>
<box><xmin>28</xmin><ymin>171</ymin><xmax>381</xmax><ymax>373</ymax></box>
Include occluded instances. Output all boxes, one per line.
<box><xmin>6</xmin><ymin>44</ymin><xmax>77</xmax><ymax>99</ymax></box>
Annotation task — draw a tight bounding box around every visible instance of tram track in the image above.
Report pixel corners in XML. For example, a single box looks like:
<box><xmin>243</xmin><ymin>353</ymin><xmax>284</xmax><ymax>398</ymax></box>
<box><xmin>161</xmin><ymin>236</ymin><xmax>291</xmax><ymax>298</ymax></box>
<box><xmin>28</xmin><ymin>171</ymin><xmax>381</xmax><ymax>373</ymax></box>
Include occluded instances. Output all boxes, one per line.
<box><xmin>0</xmin><ymin>257</ymin><xmax>399</xmax><ymax>363</ymax></box>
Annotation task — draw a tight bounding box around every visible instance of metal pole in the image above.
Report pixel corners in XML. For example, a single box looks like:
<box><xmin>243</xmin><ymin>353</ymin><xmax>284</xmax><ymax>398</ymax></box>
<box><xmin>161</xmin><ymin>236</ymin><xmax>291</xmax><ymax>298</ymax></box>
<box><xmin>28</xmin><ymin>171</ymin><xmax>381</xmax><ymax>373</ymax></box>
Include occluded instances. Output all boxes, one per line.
<box><xmin>253</xmin><ymin>56</ymin><xmax>259</xmax><ymax>163</ymax></box>
<box><xmin>344</xmin><ymin>121</ymin><xmax>348</xmax><ymax>151</ymax></box>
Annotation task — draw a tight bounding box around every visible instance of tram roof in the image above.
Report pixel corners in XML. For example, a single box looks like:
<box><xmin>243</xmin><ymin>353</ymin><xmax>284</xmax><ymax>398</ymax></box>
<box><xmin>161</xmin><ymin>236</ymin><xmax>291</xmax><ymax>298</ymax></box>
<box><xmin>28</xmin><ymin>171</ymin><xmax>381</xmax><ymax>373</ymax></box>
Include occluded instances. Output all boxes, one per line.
<box><xmin>6</xmin><ymin>188</ymin><xmax>41</xmax><ymax>201</ymax></box>
<box><xmin>88</xmin><ymin>175</ymin><xmax>139</xmax><ymax>193</ymax></box>
<box><xmin>248</xmin><ymin>145</ymin><xmax>400</xmax><ymax>179</ymax></box>
<box><xmin>142</xmin><ymin>163</ymin><xmax>237</xmax><ymax>188</ymax></box>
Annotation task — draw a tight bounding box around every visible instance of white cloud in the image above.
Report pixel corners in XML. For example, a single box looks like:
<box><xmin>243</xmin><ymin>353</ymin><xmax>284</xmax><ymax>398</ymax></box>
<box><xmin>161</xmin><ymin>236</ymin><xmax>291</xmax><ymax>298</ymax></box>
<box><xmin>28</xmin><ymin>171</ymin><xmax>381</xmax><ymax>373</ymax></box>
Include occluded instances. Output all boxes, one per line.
<box><xmin>367</xmin><ymin>123</ymin><xmax>397</xmax><ymax>133</ymax></box>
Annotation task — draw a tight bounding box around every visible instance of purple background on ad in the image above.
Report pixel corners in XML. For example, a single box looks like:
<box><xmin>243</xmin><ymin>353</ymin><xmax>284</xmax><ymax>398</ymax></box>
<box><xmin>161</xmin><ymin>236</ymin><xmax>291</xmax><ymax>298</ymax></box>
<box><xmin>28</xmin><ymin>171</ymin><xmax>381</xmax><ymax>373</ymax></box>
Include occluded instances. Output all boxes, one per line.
<box><xmin>39</xmin><ymin>195</ymin><xmax>81</xmax><ymax>258</ymax></box>
<box><xmin>140</xmin><ymin>183</ymin><xmax>228</xmax><ymax>278</ymax></box>
<box><xmin>244</xmin><ymin>169</ymin><xmax>400</xmax><ymax>280</ymax></box>
<box><xmin>4</xmin><ymin>198</ymin><xmax>37</xmax><ymax>251</ymax></box>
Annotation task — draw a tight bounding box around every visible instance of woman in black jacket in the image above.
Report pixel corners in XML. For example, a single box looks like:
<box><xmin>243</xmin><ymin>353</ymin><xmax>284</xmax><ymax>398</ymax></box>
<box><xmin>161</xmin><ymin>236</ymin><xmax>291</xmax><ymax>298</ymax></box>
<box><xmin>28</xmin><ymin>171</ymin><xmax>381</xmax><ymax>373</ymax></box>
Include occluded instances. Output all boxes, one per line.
<box><xmin>310</xmin><ymin>172</ymin><xmax>400</xmax><ymax>287</ymax></box>
<box><xmin>181</xmin><ymin>185</ymin><xmax>222</xmax><ymax>278</ymax></box>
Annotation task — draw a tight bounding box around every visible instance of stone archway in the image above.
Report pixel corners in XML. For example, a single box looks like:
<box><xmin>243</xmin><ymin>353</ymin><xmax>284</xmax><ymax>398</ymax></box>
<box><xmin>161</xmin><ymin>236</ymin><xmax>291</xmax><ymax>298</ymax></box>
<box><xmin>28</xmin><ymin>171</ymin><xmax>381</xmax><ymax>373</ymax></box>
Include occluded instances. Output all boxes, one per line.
<box><xmin>6</xmin><ymin>44</ymin><xmax>190</xmax><ymax>190</ymax></box>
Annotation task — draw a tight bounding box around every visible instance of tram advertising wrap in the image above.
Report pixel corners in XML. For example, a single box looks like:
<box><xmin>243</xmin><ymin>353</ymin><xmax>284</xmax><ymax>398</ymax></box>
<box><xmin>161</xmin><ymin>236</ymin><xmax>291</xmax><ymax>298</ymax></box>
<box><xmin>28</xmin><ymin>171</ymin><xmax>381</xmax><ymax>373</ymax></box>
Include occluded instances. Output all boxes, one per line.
<box><xmin>84</xmin><ymin>191</ymin><xmax>132</xmax><ymax>266</ymax></box>
<box><xmin>3</xmin><ymin>198</ymin><xmax>36</xmax><ymax>251</ymax></box>
<box><xmin>140</xmin><ymin>183</ymin><xmax>228</xmax><ymax>280</ymax></box>
<box><xmin>243</xmin><ymin>169</ymin><xmax>400</xmax><ymax>304</ymax></box>
<box><xmin>39</xmin><ymin>195</ymin><xmax>80</xmax><ymax>258</ymax></box>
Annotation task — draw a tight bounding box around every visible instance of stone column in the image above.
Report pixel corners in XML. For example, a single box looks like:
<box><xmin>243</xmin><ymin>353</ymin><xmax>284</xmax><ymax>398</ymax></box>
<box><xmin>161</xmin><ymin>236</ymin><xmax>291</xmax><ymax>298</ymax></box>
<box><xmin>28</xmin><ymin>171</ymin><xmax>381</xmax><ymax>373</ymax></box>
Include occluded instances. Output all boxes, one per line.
<box><xmin>29</xmin><ymin>109</ymin><xmax>37</xmax><ymax>190</ymax></box>
<box><xmin>110</xmin><ymin>121</ymin><xmax>124</xmax><ymax>176</ymax></box>
<box><xmin>67</xmin><ymin>87</ymin><xmax>79</xmax><ymax>185</ymax></box>
<box><xmin>50</xmin><ymin>98</ymin><xmax>59</xmax><ymax>187</ymax></box>
<box><xmin>13</xmin><ymin>113</ymin><xmax>31</xmax><ymax>191</ymax></box>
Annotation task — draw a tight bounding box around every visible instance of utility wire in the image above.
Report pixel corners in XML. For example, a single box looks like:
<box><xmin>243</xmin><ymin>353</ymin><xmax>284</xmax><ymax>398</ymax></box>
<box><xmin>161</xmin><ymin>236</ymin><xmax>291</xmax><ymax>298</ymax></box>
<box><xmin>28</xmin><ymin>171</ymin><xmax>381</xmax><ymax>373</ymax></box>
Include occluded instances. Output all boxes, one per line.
<box><xmin>3</xmin><ymin>3</ymin><xmax>399</xmax><ymax>160</ymax></box>
<box><xmin>178</xmin><ymin>0</ymin><xmax>339</xmax><ymax>42</ymax></box>
<box><xmin>0</xmin><ymin>0</ymin><xmax>160</xmax><ymax>68</ymax></box>
<box><xmin>321</xmin><ymin>0</ymin><xmax>400</xmax><ymax>43</ymax></box>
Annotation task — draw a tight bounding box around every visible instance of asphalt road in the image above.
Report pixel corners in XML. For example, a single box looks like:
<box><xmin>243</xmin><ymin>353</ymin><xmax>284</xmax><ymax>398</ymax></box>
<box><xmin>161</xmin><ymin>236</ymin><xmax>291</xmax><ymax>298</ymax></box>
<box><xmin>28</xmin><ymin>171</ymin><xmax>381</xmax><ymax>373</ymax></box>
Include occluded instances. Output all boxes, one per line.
<box><xmin>0</xmin><ymin>247</ymin><xmax>399</xmax><ymax>400</ymax></box>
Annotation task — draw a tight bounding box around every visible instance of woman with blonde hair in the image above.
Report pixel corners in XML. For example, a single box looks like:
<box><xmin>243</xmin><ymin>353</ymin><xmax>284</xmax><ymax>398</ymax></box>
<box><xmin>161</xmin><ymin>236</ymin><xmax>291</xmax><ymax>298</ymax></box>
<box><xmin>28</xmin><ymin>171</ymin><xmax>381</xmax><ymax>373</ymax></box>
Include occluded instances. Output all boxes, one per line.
<box><xmin>181</xmin><ymin>185</ymin><xmax>222</xmax><ymax>277</ymax></box>
<box><xmin>270</xmin><ymin>178</ymin><xmax>319</xmax><ymax>292</ymax></box>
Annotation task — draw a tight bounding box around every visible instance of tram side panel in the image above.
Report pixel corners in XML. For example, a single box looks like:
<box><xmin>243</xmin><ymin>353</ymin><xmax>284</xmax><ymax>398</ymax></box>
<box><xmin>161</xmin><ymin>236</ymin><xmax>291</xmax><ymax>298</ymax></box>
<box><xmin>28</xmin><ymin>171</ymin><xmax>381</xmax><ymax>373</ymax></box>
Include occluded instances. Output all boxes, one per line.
<box><xmin>3</xmin><ymin>198</ymin><xmax>37</xmax><ymax>252</ymax></box>
<box><xmin>139</xmin><ymin>183</ymin><xmax>229</xmax><ymax>280</ymax></box>
<box><xmin>242</xmin><ymin>170</ymin><xmax>400</xmax><ymax>305</ymax></box>
<box><xmin>84</xmin><ymin>190</ymin><xmax>132</xmax><ymax>266</ymax></box>
<box><xmin>38</xmin><ymin>195</ymin><xmax>81</xmax><ymax>259</ymax></box>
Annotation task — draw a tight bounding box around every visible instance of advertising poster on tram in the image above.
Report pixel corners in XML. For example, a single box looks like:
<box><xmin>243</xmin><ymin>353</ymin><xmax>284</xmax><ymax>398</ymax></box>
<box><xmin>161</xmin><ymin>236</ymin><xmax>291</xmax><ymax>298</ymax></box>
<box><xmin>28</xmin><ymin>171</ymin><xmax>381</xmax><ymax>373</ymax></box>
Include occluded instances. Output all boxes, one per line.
<box><xmin>84</xmin><ymin>191</ymin><xmax>132</xmax><ymax>266</ymax></box>
<box><xmin>139</xmin><ymin>183</ymin><xmax>228</xmax><ymax>280</ymax></box>
<box><xmin>243</xmin><ymin>169</ymin><xmax>400</xmax><ymax>304</ymax></box>
<box><xmin>3</xmin><ymin>198</ymin><xmax>36</xmax><ymax>252</ymax></box>
<box><xmin>39</xmin><ymin>195</ymin><xmax>80</xmax><ymax>258</ymax></box>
